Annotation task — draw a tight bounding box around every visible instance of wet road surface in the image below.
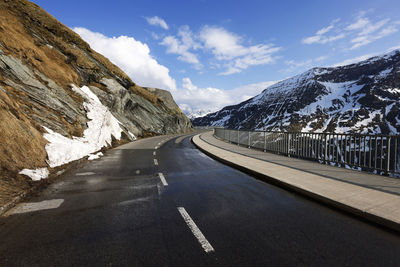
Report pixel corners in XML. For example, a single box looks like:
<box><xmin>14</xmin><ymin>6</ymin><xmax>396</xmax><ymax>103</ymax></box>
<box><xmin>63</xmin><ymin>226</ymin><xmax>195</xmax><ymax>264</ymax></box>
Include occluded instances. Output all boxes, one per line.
<box><xmin>0</xmin><ymin>133</ymin><xmax>399</xmax><ymax>266</ymax></box>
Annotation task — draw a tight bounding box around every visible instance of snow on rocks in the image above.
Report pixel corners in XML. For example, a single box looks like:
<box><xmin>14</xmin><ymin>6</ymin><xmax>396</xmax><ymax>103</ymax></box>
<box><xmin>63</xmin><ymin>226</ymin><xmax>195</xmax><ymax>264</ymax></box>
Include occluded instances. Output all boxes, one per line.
<box><xmin>88</xmin><ymin>152</ymin><xmax>103</xmax><ymax>160</ymax></box>
<box><xmin>19</xmin><ymin>168</ymin><xmax>49</xmax><ymax>181</ymax></box>
<box><xmin>44</xmin><ymin>85</ymin><xmax>123</xmax><ymax>168</ymax></box>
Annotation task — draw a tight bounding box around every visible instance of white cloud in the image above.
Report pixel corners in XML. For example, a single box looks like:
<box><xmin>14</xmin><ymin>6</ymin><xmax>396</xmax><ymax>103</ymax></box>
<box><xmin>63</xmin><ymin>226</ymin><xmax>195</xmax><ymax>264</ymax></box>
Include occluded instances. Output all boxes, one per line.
<box><xmin>302</xmin><ymin>20</ymin><xmax>344</xmax><ymax>45</ymax></box>
<box><xmin>145</xmin><ymin>16</ymin><xmax>169</xmax><ymax>30</ymax></box>
<box><xmin>302</xmin><ymin>33</ymin><xmax>345</xmax><ymax>44</ymax></box>
<box><xmin>302</xmin><ymin>13</ymin><xmax>398</xmax><ymax>49</ymax></box>
<box><xmin>358</xmin><ymin>18</ymin><xmax>388</xmax><ymax>35</ymax></box>
<box><xmin>316</xmin><ymin>24</ymin><xmax>334</xmax><ymax>35</ymax></box>
<box><xmin>200</xmin><ymin>26</ymin><xmax>245</xmax><ymax>60</ymax></box>
<box><xmin>282</xmin><ymin>55</ymin><xmax>328</xmax><ymax>74</ymax></box>
<box><xmin>160</xmin><ymin>26</ymin><xmax>202</xmax><ymax>68</ymax></box>
<box><xmin>173</xmin><ymin>78</ymin><xmax>277</xmax><ymax>114</ymax></box>
<box><xmin>350</xmin><ymin>22</ymin><xmax>398</xmax><ymax>49</ymax></box>
<box><xmin>332</xmin><ymin>53</ymin><xmax>375</xmax><ymax>66</ymax></box>
<box><xmin>74</xmin><ymin>27</ymin><xmax>176</xmax><ymax>90</ymax></box>
<box><xmin>346</xmin><ymin>17</ymin><xmax>369</xmax><ymax>31</ymax></box>
<box><xmin>199</xmin><ymin>26</ymin><xmax>281</xmax><ymax>74</ymax></box>
<box><xmin>315</xmin><ymin>56</ymin><xmax>328</xmax><ymax>62</ymax></box>
<box><xmin>302</xmin><ymin>19</ymin><xmax>344</xmax><ymax>45</ymax></box>
<box><xmin>332</xmin><ymin>45</ymin><xmax>400</xmax><ymax>66</ymax></box>
<box><xmin>160</xmin><ymin>25</ymin><xmax>280</xmax><ymax>74</ymax></box>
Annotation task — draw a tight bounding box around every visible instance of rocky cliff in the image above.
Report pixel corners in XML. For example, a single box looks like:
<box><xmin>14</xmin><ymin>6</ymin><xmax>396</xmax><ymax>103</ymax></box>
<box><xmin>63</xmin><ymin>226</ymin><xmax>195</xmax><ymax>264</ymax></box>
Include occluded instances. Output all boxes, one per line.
<box><xmin>193</xmin><ymin>50</ymin><xmax>400</xmax><ymax>135</ymax></box>
<box><xmin>0</xmin><ymin>0</ymin><xmax>191</xmax><ymax>205</ymax></box>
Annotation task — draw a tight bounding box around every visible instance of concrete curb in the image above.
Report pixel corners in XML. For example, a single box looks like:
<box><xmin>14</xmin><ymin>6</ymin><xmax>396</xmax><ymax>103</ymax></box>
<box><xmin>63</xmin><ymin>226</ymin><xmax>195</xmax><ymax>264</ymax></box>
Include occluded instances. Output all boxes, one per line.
<box><xmin>192</xmin><ymin>132</ymin><xmax>400</xmax><ymax>233</ymax></box>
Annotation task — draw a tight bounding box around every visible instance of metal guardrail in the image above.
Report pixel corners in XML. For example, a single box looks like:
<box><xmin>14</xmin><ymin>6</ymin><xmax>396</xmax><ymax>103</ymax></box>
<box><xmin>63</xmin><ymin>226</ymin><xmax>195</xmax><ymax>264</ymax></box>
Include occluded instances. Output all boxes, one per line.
<box><xmin>214</xmin><ymin>127</ymin><xmax>400</xmax><ymax>176</ymax></box>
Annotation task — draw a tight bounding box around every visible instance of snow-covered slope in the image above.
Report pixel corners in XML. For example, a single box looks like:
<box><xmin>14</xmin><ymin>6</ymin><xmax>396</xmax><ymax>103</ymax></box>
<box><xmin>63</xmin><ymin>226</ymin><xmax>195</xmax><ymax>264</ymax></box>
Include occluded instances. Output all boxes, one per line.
<box><xmin>185</xmin><ymin>109</ymin><xmax>213</xmax><ymax>120</ymax></box>
<box><xmin>193</xmin><ymin>50</ymin><xmax>400</xmax><ymax>135</ymax></box>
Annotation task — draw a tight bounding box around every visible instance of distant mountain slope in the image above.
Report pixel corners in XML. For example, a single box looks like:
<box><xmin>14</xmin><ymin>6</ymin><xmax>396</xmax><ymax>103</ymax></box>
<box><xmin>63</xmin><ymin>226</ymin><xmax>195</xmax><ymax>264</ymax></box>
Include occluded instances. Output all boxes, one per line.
<box><xmin>185</xmin><ymin>109</ymin><xmax>213</xmax><ymax>120</ymax></box>
<box><xmin>193</xmin><ymin>50</ymin><xmax>400</xmax><ymax>135</ymax></box>
<box><xmin>0</xmin><ymin>0</ymin><xmax>191</xmax><ymax>202</ymax></box>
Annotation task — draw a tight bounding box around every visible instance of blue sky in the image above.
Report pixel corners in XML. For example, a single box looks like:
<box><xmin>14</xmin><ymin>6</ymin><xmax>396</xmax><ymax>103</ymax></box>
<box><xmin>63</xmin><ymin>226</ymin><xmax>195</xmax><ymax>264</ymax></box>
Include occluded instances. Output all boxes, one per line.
<box><xmin>33</xmin><ymin>0</ymin><xmax>400</xmax><ymax>114</ymax></box>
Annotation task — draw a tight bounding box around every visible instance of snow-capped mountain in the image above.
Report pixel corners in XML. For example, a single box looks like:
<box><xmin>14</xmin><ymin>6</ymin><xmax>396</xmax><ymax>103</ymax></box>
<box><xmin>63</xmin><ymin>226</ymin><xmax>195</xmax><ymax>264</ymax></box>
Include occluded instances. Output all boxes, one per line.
<box><xmin>193</xmin><ymin>50</ymin><xmax>400</xmax><ymax>135</ymax></box>
<box><xmin>185</xmin><ymin>109</ymin><xmax>213</xmax><ymax>120</ymax></box>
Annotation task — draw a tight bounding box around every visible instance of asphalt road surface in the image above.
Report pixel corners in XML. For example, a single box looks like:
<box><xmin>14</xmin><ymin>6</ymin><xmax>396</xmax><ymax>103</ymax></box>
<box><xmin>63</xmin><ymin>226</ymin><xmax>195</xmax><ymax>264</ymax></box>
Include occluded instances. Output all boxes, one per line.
<box><xmin>0</xmin><ymin>133</ymin><xmax>399</xmax><ymax>266</ymax></box>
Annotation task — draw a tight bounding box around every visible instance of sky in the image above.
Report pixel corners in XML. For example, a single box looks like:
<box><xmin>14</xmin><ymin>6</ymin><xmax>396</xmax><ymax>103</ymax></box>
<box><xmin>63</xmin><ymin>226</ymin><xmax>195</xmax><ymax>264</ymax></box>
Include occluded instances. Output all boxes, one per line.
<box><xmin>33</xmin><ymin>0</ymin><xmax>400</xmax><ymax>115</ymax></box>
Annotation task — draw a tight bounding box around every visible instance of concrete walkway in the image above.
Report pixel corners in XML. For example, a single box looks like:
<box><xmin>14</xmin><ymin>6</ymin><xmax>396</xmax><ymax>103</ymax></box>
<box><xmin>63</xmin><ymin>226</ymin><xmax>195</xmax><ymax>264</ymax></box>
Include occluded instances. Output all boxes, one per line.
<box><xmin>193</xmin><ymin>131</ymin><xmax>400</xmax><ymax>232</ymax></box>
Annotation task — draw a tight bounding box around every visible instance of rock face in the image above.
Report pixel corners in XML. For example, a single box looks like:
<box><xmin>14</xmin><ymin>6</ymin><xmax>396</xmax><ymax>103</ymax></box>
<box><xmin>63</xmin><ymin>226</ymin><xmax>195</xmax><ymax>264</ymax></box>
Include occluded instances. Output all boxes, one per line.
<box><xmin>0</xmin><ymin>0</ymin><xmax>191</xmax><ymax>202</ymax></box>
<box><xmin>193</xmin><ymin>50</ymin><xmax>400</xmax><ymax>135</ymax></box>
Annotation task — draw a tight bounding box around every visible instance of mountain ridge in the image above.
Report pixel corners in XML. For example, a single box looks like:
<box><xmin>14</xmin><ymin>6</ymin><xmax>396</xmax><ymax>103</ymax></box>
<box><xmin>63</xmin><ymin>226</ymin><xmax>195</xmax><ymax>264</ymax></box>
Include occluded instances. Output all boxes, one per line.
<box><xmin>193</xmin><ymin>49</ymin><xmax>400</xmax><ymax>135</ymax></box>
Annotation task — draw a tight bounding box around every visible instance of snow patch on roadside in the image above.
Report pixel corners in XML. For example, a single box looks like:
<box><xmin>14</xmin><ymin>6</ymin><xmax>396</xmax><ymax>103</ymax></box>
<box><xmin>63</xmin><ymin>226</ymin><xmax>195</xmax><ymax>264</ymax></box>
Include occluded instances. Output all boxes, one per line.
<box><xmin>19</xmin><ymin>168</ymin><xmax>49</xmax><ymax>181</ymax></box>
<box><xmin>44</xmin><ymin>85</ymin><xmax>123</xmax><ymax>168</ymax></box>
<box><xmin>128</xmin><ymin>131</ymin><xmax>137</xmax><ymax>140</ymax></box>
<box><xmin>88</xmin><ymin>152</ymin><xmax>103</xmax><ymax>160</ymax></box>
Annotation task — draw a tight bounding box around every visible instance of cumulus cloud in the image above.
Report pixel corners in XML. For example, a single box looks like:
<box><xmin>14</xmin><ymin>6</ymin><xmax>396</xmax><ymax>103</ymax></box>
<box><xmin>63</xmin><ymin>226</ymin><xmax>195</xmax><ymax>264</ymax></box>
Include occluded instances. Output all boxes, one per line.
<box><xmin>73</xmin><ymin>27</ymin><xmax>176</xmax><ymax>90</ymax></box>
<box><xmin>159</xmin><ymin>25</ymin><xmax>280</xmax><ymax>75</ymax></box>
<box><xmin>160</xmin><ymin>26</ymin><xmax>202</xmax><ymax>68</ymax></box>
<box><xmin>145</xmin><ymin>16</ymin><xmax>169</xmax><ymax>30</ymax></box>
<box><xmin>199</xmin><ymin>26</ymin><xmax>281</xmax><ymax>75</ymax></box>
<box><xmin>173</xmin><ymin>78</ymin><xmax>276</xmax><ymax>114</ymax></box>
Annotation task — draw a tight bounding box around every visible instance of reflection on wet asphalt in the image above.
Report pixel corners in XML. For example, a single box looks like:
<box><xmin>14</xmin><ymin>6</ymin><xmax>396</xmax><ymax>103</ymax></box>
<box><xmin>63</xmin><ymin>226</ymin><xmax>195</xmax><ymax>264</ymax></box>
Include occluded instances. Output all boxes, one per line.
<box><xmin>0</xmin><ymin>134</ymin><xmax>399</xmax><ymax>266</ymax></box>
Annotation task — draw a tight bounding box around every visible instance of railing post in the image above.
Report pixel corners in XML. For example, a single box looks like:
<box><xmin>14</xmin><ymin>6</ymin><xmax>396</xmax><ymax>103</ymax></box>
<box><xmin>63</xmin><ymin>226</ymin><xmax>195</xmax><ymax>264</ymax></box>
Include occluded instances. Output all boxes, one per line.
<box><xmin>324</xmin><ymin>133</ymin><xmax>327</xmax><ymax>163</ymax></box>
<box><xmin>287</xmin><ymin>133</ymin><xmax>291</xmax><ymax>157</ymax></box>
<box><xmin>386</xmin><ymin>137</ymin><xmax>391</xmax><ymax>174</ymax></box>
<box><xmin>264</xmin><ymin>131</ymin><xmax>267</xmax><ymax>152</ymax></box>
<box><xmin>248</xmin><ymin>131</ymin><xmax>251</xmax><ymax>148</ymax></box>
<box><xmin>395</xmin><ymin>137</ymin><xmax>398</xmax><ymax>173</ymax></box>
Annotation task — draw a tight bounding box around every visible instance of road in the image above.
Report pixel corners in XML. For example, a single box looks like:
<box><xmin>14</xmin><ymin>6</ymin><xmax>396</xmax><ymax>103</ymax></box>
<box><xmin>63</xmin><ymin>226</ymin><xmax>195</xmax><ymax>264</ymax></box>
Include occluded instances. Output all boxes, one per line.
<box><xmin>0</xmin><ymin>132</ymin><xmax>399</xmax><ymax>266</ymax></box>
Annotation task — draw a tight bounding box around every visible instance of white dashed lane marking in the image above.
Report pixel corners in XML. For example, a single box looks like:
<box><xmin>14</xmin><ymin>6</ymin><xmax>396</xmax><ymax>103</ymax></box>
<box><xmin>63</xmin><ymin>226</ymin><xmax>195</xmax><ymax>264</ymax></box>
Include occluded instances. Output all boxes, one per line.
<box><xmin>76</xmin><ymin>172</ymin><xmax>96</xmax><ymax>176</ymax></box>
<box><xmin>153</xmin><ymin>151</ymin><xmax>156</xmax><ymax>156</ymax></box>
<box><xmin>10</xmin><ymin>199</ymin><xmax>64</xmax><ymax>215</ymax></box>
<box><xmin>154</xmin><ymin>159</ymin><xmax>159</xmax><ymax>166</ymax></box>
<box><xmin>177</xmin><ymin>207</ymin><xmax>215</xmax><ymax>253</ymax></box>
<box><xmin>158</xmin><ymin>172</ymin><xmax>168</xmax><ymax>186</ymax></box>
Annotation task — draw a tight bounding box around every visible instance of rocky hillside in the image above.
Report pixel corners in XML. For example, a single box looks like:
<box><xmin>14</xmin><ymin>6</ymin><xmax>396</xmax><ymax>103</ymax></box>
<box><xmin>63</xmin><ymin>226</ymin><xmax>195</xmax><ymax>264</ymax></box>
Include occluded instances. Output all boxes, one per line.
<box><xmin>0</xmin><ymin>0</ymin><xmax>191</xmax><ymax>205</ymax></box>
<box><xmin>193</xmin><ymin>50</ymin><xmax>400</xmax><ymax>135</ymax></box>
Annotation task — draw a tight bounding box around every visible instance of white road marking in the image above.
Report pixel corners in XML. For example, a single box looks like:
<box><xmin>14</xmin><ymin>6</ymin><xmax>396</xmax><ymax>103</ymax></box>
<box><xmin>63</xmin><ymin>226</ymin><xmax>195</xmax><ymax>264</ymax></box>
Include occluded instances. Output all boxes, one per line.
<box><xmin>158</xmin><ymin>172</ymin><xmax>168</xmax><ymax>186</ymax></box>
<box><xmin>154</xmin><ymin>159</ymin><xmax>159</xmax><ymax>165</ymax></box>
<box><xmin>10</xmin><ymin>199</ymin><xmax>64</xmax><ymax>214</ymax></box>
<box><xmin>155</xmin><ymin>146</ymin><xmax>159</xmax><ymax>150</ymax></box>
<box><xmin>135</xmin><ymin>170</ymin><xmax>141</xmax><ymax>175</ymax></box>
<box><xmin>177</xmin><ymin>207</ymin><xmax>215</xmax><ymax>253</ymax></box>
<box><xmin>76</xmin><ymin>172</ymin><xmax>96</xmax><ymax>176</ymax></box>
<box><xmin>153</xmin><ymin>151</ymin><xmax>156</xmax><ymax>156</ymax></box>
<box><xmin>118</xmin><ymin>197</ymin><xmax>152</xmax><ymax>206</ymax></box>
